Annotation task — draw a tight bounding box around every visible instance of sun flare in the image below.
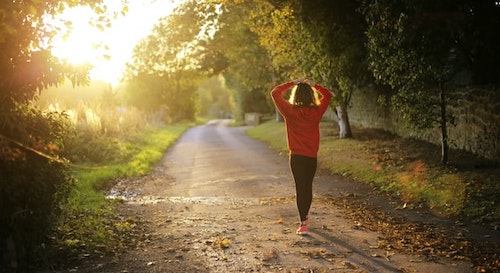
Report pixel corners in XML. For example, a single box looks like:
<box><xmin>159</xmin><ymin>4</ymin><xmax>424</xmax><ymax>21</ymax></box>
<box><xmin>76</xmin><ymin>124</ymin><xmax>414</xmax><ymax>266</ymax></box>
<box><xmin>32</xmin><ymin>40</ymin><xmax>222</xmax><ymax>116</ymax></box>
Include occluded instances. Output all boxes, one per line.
<box><xmin>50</xmin><ymin>7</ymin><xmax>103</xmax><ymax>64</ymax></box>
<box><xmin>49</xmin><ymin>0</ymin><xmax>182</xmax><ymax>85</ymax></box>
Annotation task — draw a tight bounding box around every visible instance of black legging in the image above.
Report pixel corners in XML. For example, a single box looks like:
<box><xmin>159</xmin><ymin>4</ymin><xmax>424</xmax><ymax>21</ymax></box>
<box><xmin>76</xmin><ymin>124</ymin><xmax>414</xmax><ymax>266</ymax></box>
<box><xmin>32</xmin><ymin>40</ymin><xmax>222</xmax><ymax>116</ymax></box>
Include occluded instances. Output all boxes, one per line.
<box><xmin>290</xmin><ymin>154</ymin><xmax>317</xmax><ymax>222</ymax></box>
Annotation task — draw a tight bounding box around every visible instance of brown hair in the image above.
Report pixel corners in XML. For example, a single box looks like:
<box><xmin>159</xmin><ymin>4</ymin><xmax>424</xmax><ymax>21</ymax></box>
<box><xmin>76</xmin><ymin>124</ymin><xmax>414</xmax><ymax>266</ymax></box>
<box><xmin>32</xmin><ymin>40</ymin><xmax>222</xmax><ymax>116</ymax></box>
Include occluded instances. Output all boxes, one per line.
<box><xmin>289</xmin><ymin>82</ymin><xmax>320</xmax><ymax>107</ymax></box>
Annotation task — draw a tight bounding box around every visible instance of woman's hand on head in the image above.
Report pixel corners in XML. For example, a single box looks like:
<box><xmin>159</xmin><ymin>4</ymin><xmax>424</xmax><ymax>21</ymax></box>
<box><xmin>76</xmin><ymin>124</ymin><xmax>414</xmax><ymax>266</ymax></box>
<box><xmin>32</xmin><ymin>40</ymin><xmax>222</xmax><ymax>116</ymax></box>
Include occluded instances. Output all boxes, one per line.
<box><xmin>304</xmin><ymin>79</ymin><xmax>315</xmax><ymax>86</ymax></box>
<box><xmin>292</xmin><ymin>78</ymin><xmax>303</xmax><ymax>85</ymax></box>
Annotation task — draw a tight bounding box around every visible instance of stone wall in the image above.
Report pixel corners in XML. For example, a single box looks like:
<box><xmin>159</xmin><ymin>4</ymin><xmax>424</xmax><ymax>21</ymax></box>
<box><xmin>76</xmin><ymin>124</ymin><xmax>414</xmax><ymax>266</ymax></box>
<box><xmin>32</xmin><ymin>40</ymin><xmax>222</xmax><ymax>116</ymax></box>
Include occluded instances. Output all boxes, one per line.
<box><xmin>347</xmin><ymin>86</ymin><xmax>499</xmax><ymax>160</ymax></box>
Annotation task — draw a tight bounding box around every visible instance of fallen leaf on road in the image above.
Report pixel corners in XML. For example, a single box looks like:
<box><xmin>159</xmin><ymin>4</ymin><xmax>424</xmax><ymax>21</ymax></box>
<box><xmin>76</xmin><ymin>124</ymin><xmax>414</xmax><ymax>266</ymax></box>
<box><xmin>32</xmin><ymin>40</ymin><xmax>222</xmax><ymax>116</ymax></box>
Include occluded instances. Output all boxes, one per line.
<box><xmin>211</xmin><ymin>237</ymin><xmax>231</xmax><ymax>249</ymax></box>
<box><xmin>262</xmin><ymin>248</ymin><xmax>278</xmax><ymax>261</ymax></box>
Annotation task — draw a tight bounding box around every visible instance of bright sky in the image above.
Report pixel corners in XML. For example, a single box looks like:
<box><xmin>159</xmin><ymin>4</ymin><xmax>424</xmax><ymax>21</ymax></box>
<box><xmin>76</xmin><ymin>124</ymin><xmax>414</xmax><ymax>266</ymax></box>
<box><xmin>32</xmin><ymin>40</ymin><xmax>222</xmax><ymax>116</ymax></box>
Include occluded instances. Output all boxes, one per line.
<box><xmin>50</xmin><ymin>0</ymin><xmax>182</xmax><ymax>85</ymax></box>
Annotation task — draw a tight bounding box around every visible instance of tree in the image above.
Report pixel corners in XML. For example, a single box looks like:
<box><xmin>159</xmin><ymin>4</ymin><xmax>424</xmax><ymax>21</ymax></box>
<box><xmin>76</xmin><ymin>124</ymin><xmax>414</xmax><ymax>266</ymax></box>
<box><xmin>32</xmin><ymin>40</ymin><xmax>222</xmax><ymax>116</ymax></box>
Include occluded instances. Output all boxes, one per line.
<box><xmin>200</xmin><ymin>0</ymin><xmax>275</xmax><ymax>121</ymax></box>
<box><xmin>300</xmin><ymin>0</ymin><xmax>371</xmax><ymax>138</ymax></box>
<box><xmin>362</xmin><ymin>0</ymin><xmax>500</xmax><ymax>163</ymax></box>
<box><xmin>245</xmin><ymin>0</ymin><xmax>315</xmax><ymax>107</ymax></box>
<box><xmin>0</xmin><ymin>0</ymin><xmax>126</xmax><ymax>269</ymax></box>
<box><xmin>124</xmin><ymin>0</ymin><xmax>214</xmax><ymax>122</ymax></box>
<box><xmin>0</xmin><ymin>0</ymin><xmax>125</xmax><ymax>161</ymax></box>
<box><xmin>197</xmin><ymin>76</ymin><xmax>232</xmax><ymax>118</ymax></box>
<box><xmin>247</xmin><ymin>0</ymin><xmax>371</xmax><ymax>138</ymax></box>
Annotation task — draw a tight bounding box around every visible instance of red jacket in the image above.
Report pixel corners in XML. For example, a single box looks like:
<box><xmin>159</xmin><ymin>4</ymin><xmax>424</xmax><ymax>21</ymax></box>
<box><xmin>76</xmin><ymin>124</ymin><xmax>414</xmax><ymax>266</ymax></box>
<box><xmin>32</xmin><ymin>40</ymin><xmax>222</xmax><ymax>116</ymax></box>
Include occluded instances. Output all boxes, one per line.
<box><xmin>271</xmin><ymin>81</ymin><xmax>333</xmax><ymax>158</ymax></box>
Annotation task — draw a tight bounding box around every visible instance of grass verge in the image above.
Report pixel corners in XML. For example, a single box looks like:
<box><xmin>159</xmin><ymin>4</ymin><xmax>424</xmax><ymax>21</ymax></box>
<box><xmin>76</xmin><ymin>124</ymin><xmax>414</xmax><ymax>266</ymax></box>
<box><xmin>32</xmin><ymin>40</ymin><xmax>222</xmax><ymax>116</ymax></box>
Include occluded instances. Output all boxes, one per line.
<box><xmin>51</xmin><ymin>123</ymin><xmax>191</xmax><ymax>264</ymax></box>
<box><xmin>246</xmin><ymin>120</ymin><xmax>499</xmax><ymax>229</ymax></box>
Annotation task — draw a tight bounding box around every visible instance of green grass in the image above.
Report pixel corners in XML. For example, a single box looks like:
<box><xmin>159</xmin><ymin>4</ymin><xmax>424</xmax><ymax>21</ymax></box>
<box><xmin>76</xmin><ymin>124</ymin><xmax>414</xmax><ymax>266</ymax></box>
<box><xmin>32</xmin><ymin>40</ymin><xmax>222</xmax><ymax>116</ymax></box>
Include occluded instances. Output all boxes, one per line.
<box><xmin>247</xmin><ymin>120</ymin><xmax>499</xmax><ymax>227</ymax></box>
<box><xmin>246</xmin><ymin>120</ymin><xmax>288</xmax><ymax>153</ymax></box>
<box><xmin>53</xmin><ymin>123</ymin><xmax>191</xmax><ymax>259</ymax></box>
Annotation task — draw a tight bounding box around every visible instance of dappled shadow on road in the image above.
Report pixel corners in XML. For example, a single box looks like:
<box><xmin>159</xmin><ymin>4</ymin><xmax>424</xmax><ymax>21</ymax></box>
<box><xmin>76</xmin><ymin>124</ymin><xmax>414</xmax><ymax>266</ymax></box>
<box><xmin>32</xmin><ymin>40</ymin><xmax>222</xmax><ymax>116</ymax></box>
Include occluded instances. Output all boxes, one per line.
<box><xmin>308</xmin><ymin>229</ymin><xmax>404</xmax><ymax>272</ymax></box>
<box><xmin>319</xmin><ymin>192</ymin><xmax>499</xmax><ymax>272</ymax></box>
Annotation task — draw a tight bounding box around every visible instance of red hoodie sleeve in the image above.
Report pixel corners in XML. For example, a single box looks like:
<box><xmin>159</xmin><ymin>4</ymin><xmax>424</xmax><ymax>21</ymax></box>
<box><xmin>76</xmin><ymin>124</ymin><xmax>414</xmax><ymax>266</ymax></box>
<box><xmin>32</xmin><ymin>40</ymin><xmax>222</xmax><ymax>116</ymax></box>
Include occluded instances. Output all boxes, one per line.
<box><xmin>312</xmin><ymin>83</ymin><xmax>333</xmax><ymax>114</ymax></box>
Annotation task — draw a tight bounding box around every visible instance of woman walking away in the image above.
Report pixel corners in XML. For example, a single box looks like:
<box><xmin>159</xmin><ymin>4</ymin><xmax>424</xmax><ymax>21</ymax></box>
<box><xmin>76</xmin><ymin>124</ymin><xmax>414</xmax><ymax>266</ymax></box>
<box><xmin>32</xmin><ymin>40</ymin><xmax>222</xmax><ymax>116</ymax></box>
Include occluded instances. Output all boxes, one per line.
<box><xmin>270</xmin><ymin>78</ymin><xmax>333</xmax><ymax>235</ymax></box>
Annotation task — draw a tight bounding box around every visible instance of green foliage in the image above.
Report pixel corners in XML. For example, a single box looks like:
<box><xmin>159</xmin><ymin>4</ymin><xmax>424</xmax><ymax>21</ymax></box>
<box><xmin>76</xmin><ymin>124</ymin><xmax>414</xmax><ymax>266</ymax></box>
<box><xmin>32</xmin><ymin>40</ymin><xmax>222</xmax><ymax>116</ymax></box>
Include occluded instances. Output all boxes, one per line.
<box><xmin>124</xmin><ymin>1</ymin><xmax>214</xmax><ymax>122</ymax></box>
<box><xmin>124</xmin><ymin>75</ymin><xmax>164</xmax><ymax>112</ymax></box>
<box><xmin>37</xmin><ymin>80</ymin><xmax>115</xmax><ymax>110</ymax></box>
<box><xmin>248</xmin><ymin>0</ymin><xmax>370</xmax><ymax>92</ymax></box>
<box><xmin>0</xmin><ymin>158</ymin><xmax>75</xmax><ymax>268</ymax></box>
<box><xmin>361</xmin><ymin>0</ymin><xmax>498</xmax><ymax>162</ymax></box>
<box><xmin>0</xmin><ymin>104</ymin><xmax>75</xmax><ymax>270</ymax></box>
<box><xmin>125</xmin><ymin>71</ymin><xmax>201</xmax><ymax>122</ymax></box>
<box><xmin>301</xmin><ymin>0</ymin><xmax>370</xmax><ymax>90</ymax></box>
<box><xmin>212</xmin><ymin>2</ymin><xmax>274</xmax><ymax>118</ymax></box>
<box><xmin>197</xmin><ymin>76</ymin><xmax>232</xmax><ymax>118</ymax></box>
<box><xmin>247</xmin><ymin>2</ymin><xmax>302</xmax><ymax>76</ymax></box>
<box><xmin>363</xmin><ymin>1</ymin><xmax>452</xmax><ymax>119</ymax></box>
<box><xmin>241</xmin><ymin>0</ymin><xmax>371</xmax><ymax>137</ymax></box>
<box><xmin>0</xmin><ymin>0</ymin><xmax>128</xmax><ymax>270</ymax></box>
<box><xmin>0</xmin><ymin>0</ymin><xmax>125</xmax><ymax>104</ymax></box>
<box><xmin>37</xmin><ymin>80</ymin><xmax>168</xmax><ymax>165</ymax></box>
<box><xmin>362</xmin><ymin>0</ymin><xmax>500</xmax><ymax>127</ymax></box>
<box><xmin>65</xmin><ymin>132</ymin><xmax>132</xmax><ymax>164</ymax></box>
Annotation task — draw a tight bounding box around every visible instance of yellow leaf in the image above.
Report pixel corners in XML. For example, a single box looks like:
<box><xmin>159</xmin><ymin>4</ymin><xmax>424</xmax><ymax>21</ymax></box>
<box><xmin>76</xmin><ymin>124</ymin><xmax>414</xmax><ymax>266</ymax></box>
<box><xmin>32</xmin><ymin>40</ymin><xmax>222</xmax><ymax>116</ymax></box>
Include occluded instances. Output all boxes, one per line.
<box><xmin>221</xmin><ymin>238</ymin><xmax>231</xmax><ymax>248</ymax></box>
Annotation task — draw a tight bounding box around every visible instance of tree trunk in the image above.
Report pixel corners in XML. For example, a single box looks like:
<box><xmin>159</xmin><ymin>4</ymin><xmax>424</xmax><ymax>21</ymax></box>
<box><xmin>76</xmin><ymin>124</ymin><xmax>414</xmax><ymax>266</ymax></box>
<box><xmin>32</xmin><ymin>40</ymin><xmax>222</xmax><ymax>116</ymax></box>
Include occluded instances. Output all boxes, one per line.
<box><xmin>439</xmin><ymin>85</ymin><xmax>448</xmax><ymax>164</ymax></box>
<box><xmin>336</xmin><ymin>104</ymin><xmax>352</xmax><ymax>138</ymax></box>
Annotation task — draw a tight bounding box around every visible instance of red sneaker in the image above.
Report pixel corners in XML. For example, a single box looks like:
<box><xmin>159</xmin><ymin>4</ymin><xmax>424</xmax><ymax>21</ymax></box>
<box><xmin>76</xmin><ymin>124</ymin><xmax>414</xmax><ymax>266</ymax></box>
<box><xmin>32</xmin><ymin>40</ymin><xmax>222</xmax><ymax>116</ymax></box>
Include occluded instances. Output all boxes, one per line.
<box><xmin>296</xmin><ymin>217</ymin><xmax>309</xmax><ymax>235</ymax></box>
<box><xmin>296</xmin><ymin>224</ymin><xmax>308</xmax><ymax>235</ymax></box>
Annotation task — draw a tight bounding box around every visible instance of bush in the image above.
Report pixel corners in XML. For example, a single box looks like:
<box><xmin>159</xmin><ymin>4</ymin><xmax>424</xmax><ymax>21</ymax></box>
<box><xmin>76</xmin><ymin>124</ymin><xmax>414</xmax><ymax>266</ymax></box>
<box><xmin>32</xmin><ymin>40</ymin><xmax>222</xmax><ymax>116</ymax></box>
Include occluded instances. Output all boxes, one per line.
<box><xmin>0</xmin><ymin>104</ymin><xmax>75</xmax><ymax>271</ymax></box>
<box><xmin>63</xmin><ymin>131</ymin><xmax>133</xmax><ymax>164</ymax></box>
<box><xmin>0</xmin><ymin>157</ymin><xmax>74</xmax><ymax>271</ymax></box>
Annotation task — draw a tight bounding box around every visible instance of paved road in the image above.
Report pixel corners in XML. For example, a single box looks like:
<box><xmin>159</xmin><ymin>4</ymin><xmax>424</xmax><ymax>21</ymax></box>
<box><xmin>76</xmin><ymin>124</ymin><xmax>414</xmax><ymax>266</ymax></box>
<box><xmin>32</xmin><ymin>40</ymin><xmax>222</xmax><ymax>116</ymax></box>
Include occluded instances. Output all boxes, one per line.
<box><xmin>115</xmin><ymin>119</ymin><xmax>473</xmax><ymax>273</ymax></box>
<box><xmin>79</xmin><ymin>119</ymin><xmax>476</xmax><ymax>273</ymax></box>
<box><xmin>153</xmin><ymin>119</ymin><xmax>294</xmax><ymax>198</ymax></box>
